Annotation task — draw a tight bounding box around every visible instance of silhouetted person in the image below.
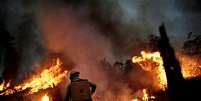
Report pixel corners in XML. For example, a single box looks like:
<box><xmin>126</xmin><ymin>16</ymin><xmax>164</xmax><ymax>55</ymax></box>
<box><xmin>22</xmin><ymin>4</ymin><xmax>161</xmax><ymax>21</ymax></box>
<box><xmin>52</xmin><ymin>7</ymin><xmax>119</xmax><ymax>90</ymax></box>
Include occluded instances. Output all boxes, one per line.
<box><xmin>65</xmin><ymin>71</ymin><xmax>96</xmax><ymax>101</ymax></box>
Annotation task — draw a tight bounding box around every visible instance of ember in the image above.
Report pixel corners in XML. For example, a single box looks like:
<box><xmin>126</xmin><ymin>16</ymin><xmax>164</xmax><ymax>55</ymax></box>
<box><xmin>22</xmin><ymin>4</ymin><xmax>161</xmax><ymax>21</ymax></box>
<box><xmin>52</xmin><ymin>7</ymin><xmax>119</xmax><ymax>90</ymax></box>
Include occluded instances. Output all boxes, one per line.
<box><xmin>131</xmin><ymin>99</ymin><xmax>138</xmax><ymax>101</ymax></box>
<box><xmin>178</xmin><ymin>54</ymin><xmax>201</xmax><ymax>79</ymax></box>
<box><xmin>132</xmin><ymin>89</ymin><xmax>156</xmax><ymax>101</ymax></box>
<box><xmin>142</xmin><ymin>89</ymin><xmax>155</xmax><ymax>101</ymax></box>
<box><xmin>42</xmin><ymin>94</ymin><xmax>52</xmax><ymax>101</ymax></box>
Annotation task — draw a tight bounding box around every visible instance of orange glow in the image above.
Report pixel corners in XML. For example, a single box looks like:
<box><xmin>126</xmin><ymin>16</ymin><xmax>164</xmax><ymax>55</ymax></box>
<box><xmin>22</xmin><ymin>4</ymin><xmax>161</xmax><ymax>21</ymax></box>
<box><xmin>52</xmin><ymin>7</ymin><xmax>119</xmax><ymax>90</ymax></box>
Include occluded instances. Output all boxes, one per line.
<box><xmin>131</xmin><ymin>89</ymin><xmax>155</xmax><ymax>101</ymax></box>
<box><xmin>142</xmin><ymin>89</ymin><xmax>155</xmax><ymax>101</ymax></box>
<box><xmin>142</xmin><ymin>89</ymin><xmax>149</xmax><ymax>101</ymax></box>
<box><xmin>0</xmin><ymin>81</ymin><xmax>10</xmax><ymax>91</ymax></box>
<box><xmin>132</xmin><ymin>50</ymin><xmax>201</xmax><ymax>91</ymax></box>
<box><xmin>132</xmin><ymin>51</ymin><xmax>167</xmax><ymax>90</ymax></box>
<box><xmin>42</xmin><ymin>94</ymin><xmax>52</xmax><ymax>101</ymax></box>
<box><xmin>131</xmin><ymin>99</ymin><xmax>138</xmax><ymax>101</ymax></box>
<box><xmin>0</xmin><ymin>58</ymin><xmax>68</xmax><ymax>96</ymax></box>
<box><xmin>178</xmin><ymin>54</ymin><xmax>201</xmax><ymax>79</ymax></box>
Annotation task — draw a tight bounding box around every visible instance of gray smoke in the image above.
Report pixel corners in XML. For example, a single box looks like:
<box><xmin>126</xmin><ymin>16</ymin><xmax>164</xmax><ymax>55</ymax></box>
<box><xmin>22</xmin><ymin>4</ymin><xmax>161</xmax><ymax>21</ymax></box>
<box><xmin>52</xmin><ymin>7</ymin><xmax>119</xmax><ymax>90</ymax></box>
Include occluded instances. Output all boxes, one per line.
<box><xmin>119</xmin><ymin>0</ymin><xmax>201</xmax><ymax>50</ymax></box>
<box><xmin>2</xmin><ymin>0</ymin><xmax>44</xmax><ymax>81</ymax></box>
<box><xmin>81</xmin><ymin>0</ymin><xmax>201</xmax><ymax>52</ymax></box>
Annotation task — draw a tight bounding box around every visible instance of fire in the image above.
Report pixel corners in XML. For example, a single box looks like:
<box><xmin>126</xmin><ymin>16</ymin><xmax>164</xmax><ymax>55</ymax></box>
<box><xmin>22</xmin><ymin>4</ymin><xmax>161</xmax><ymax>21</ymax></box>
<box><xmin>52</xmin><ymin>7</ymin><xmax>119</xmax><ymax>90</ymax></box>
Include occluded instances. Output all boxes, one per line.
<box><xmin>142</xmin><ymin>89</ymin><xmax>149</xmax><ymax>101</ymax></box>
<box><xmin>0</xmin><ymin>81</ymin><xmax>10</xmax><ymax>91</ymax></box>
<box><xmin>131</xmin><ymin>89</ymin><xmax>156</xmax><ymax>101</ymax></box>
<box><xmin>14</xmin><ymin>58</ymin><xmax>68</xmax><ymax>94</ymax></box>
<box><xmin>42</xmin><ymin>94</ymin><xmax>52</xmax><ymax>101</ymax></box>
<box><xmin>131</xmin><ymin>99</ymin><xmax>138</xmax><ymax>101</ymax></box>
<box><xmin>178</xmin><ymin>54</ymin><xmax>201</xmax><ymax>79</ymax></box>
<box><xmin>0</xmin><ymin>58</ymin><xmax>68</xmax><ymax>96</ymax></box>
<box><xmin>132</xmin><ymin>50</ymin><xmax>201</xmax><ymax>91</ymax></box>
<box><xmin>142</xmin><ymin>89</ymin><xmax>155</xmax><ymax>101</ymax></box>
<box><xmin>132</xmin><ymin>51</ymin><xmax>167</xmax><ymax>90</ymax></box>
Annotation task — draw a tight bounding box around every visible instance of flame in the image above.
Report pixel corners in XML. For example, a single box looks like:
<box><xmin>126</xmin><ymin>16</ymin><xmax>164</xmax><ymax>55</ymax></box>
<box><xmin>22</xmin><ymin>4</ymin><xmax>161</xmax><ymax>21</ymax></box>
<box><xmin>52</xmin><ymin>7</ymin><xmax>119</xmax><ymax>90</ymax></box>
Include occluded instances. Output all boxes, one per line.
<box><xmin>142</xmin><ymin>89</ymin><xmax>155</xmax><ymax>101</ymax></box>
<box><xmin>0</xmin><ymin>58</ymin><xmax>68</xmax><ymax>96</ymax></box>
<box><xmin>131</xmin><ymin>89</ymin><xmax>156</xmax><ymax>101</ymax></box>
<box><xmin>42</xmin><ymin>94</ymin><xmax>52</xmax><ymax>101</ymax></box>
<box><xmin>0</xmin><ymin>81</ymin><xmax>10</xmax><ymax>91</ymax></box>
<box><xmin>132</xmin><ymin>51</ymin><xmax>167</xmax><ymax>90</ymax></box>
<box><xmin>178</xmin><ymin>54</ymin><xmax>201</xmax><ymax>79</ymax></box>
<box><xmin>142</xmin><ymin>89</ymin><xmax>149</xmax><ymax>101</ymax></box>
<box><xmin>132</xmin><ymin>50</ymin><xmax>201</xmax><ymax>91</ymax></box>
<box><xmin>131</xmin><ymin>99</ymin><xmax>138</xmax><ymax>101</ymax></box>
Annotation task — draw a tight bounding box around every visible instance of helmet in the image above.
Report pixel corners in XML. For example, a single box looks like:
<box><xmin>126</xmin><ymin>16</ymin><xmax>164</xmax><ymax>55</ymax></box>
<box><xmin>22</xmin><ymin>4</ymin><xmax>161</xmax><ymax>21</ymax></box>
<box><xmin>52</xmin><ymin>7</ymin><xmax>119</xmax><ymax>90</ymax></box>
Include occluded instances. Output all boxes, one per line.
<box><xmin>70</xmin><ymin>71</ymin><xmax>80</xmax><ymax>79</ymax></box>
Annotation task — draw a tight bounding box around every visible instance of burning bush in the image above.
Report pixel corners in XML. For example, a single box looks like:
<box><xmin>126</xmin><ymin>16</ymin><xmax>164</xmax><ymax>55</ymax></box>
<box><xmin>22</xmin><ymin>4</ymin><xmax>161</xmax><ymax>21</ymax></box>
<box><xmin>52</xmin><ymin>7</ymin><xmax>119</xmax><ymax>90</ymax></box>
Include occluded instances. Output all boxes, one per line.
<box><xmin>0</xmin><ymin>58</ymin><xmax>68</xmax><ymax>96</ymax></box>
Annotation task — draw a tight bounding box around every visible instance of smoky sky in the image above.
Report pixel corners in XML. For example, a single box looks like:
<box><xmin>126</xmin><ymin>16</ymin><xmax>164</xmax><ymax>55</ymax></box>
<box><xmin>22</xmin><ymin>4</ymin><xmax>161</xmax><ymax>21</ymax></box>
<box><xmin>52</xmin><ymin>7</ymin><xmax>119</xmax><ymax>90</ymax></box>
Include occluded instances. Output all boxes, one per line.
<box><xmin>41</xmin><ymin>0</ymin><xmax>201</xmax><ymax>55</ymax></box>
<box><xmin>2</xmin><ymin>0</ymin><xmax>201</xmax><ymax>63</ymax></box>
<box><xmin>1</xmin><ymin>0</ymin><xmax>44</xmax><ymax>81</ymax></box>
<box><xmin>117</xmin><ymin>0</ymin><xmax>201</xmax><ymax>46</ymax></box>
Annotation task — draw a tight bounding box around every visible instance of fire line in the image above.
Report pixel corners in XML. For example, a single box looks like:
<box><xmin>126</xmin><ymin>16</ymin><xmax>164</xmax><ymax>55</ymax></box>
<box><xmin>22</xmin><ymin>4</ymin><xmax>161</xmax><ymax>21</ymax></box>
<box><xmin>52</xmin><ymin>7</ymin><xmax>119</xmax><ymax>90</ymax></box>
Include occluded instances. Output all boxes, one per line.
<box><xmin>0</xmin><ymin>58</ymin><xmax>68</xmax><ymax>96</ymax></box>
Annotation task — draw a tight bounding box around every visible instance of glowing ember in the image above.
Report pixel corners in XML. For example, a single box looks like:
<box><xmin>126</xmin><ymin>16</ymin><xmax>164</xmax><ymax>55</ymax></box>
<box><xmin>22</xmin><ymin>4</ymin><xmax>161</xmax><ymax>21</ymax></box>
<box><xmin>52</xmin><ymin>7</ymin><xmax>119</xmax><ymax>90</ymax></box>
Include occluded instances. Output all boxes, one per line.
<box><xmin>42</xmin><ymin>94</ymin><xmax>52</xmax><ymax>101</ymax></box>
<box><xmin>142</xmin><ymin>89</ymin><xmax>155</xmax><ymax>101</ymax></box>
<box><xmin>0</xmin><ymin>58</ymin><xmax>68</xmax><ymax>96</ymax></box>
<box><xmin>178</xmin><ymin>54</ymin><xmax>201</xmax><ymax>79</ymax></box>
<box><xmin>132</xmin><ymin>51</ymin><xmax>167</xmax><ymax>90</ymax></box>
<box><xmin>131</xmin><ymin>99</ymin><xmax>138</xmax><ymax>101</ymax></box>
<box><xmin>0</xmin><ymin>81</ymin><xmax>10</xmax><ymax>91</ymax></box>
<box><xmin>132</xmin><ymin>89</ymin><xmax>156</xmax><ymax>101</ymax></box>
<box><xmin>142</xmin><ymin>89</ymin><xmax>149</xmax><ymax>101</ymax></box>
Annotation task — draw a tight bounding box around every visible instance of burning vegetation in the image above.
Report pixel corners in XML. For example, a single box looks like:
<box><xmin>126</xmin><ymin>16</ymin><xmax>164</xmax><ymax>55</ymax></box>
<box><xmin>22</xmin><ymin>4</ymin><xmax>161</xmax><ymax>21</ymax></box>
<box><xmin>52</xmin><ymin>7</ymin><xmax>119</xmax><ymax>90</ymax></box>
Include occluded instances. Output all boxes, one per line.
<box><xmin>131</xmin><ymin>50</ymin><xmax>201</xmax><ymax>91</ymax></box>
<box><xmin>132</xmin><ymin>51</ymin><xmax>167</xmax><ymax>91</ymax></box>
<box><xmin>132</xmin><ymin>89</ymin><xmax>156</xmax><ymax>101</ymax></box>
<box><xmin>0</xmin><ymin>58</ymin><xmax>68</xmax><ymax>97</ymax></box>
<box><xmin>0</xmin><ymin>81</ymin><xmax>10</xmax><ymax>92</ymax></box>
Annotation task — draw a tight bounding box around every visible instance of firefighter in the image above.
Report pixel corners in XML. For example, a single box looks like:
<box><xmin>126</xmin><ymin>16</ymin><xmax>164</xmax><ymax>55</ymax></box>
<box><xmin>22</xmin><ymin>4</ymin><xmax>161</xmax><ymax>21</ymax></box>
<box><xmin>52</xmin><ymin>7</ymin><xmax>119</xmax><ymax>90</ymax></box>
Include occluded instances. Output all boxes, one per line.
<box><xmin>65</xmin><ymin>71</ymin><xmax>96</xmax><ymax>101</ymax></box>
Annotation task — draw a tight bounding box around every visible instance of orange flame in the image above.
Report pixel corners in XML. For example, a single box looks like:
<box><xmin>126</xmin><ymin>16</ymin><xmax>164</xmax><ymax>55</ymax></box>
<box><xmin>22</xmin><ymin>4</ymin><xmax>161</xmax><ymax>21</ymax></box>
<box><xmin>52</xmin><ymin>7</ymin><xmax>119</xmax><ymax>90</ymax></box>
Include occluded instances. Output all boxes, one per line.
<box><xmin>178</xmin><ymin>54</ymin><xmax>201</xmax><ymax>79</ymax></box>
<box><xmin>132</xmin><ymin>51</ymin><xmax>167</xmax><ymax>90</ymax></box>
<box><xmin>131</xmin><ymin>89</ymin><xmax>155</xmax><ymax>101</ymax></box>
<box><xmin>0</xmin><ymin>58</ymin><xmax>68</xmax><ymax>96</ymax></box>
<box><xmin>0</xmin><ymin>81</ymin><xmax>10</xmax><ymax>91</ymax></box>
<box><xmin>142</xmin><ymin>89</ymin><xmax>155</xmax><ymax>101</ymax></box>
<box><xmin>42</xmin><ymin>94</ymin><xmax>52</xmax><ymax>101</ymax></box>
<box><xmin>132</xmin><ymin>51</ymin><xmax>201</xmax><ymax>91</ymax></box>
<box><xmin>131</xmin><ymin>99</ymin><xmax>138</xmax><ymax>101</ymax></box>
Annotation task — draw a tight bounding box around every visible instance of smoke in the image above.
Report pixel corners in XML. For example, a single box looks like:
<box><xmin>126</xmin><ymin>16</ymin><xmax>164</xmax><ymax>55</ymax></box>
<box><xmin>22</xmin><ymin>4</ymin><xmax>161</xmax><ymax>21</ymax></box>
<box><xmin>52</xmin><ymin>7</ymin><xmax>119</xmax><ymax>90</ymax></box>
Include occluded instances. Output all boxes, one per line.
<box><xmin>39</xmin><ymin>1</ymin><xmax>123</xmax><ymax>100</ymax></box>
<box><xmin>37</xmin><ymin>0</ymin><xmax>156</xmax><ymax>100</ymax></box>
<box><xmin>38</xmin><ymin>0</ymin><xmax>201</xmax><ymax>100</ymax></box>
<box><xmin>176</xmin><ymin>0</ymin><xmax>201</xmax><ymax>34</ymax></box>
<box><xmin>118</xmin><ymin>0</ymin><xmax>201</xmax><ymax>48</ymax></box>
<box><xmin>84</xmin><ymin>0</ymin><xmax>201</xmax><ymax>52</ymax></box>
<box><xmin>2</xmin><ymin>0</ymin><xmax>44</xmax><ymax>82</ymax></box>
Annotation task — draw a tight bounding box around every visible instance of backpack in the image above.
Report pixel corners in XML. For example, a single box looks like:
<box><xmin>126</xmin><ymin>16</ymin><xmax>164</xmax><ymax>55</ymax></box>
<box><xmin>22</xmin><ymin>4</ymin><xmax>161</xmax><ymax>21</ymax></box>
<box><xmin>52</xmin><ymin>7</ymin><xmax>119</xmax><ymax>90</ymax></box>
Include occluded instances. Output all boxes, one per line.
<box><xmin>70</xmin><ymin>80</ymin><xmax>91</xmax><ymax>101</ymax></box>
